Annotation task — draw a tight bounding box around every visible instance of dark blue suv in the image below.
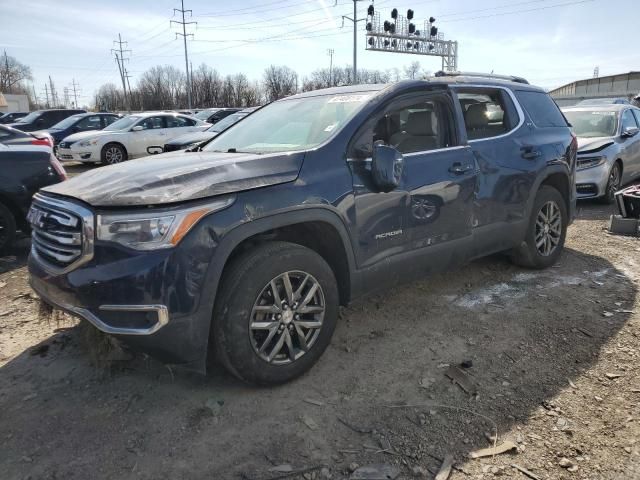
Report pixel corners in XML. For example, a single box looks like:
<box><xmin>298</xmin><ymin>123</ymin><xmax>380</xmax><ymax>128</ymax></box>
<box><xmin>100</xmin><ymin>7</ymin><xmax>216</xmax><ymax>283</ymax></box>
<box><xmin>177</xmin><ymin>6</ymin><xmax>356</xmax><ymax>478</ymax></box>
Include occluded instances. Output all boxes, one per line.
<box><xmin>28</xmin><ymin>74</ymin><xmax>576</xmax><ymax>384</ymax></box>
<box><xmin>44</xmin><ymin>112</ymin><xmax>120</xmax><ymax>146</ymax></box>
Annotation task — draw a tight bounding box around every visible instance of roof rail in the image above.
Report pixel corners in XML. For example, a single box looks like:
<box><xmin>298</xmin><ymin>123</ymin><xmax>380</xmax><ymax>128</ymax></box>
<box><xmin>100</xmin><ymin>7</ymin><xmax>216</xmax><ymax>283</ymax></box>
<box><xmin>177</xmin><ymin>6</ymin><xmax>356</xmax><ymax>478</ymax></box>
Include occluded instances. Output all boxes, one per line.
<box><xmin>434</xmin><ymin>71</ymin><xmax>530</xmax><ymax>85</ymax></box>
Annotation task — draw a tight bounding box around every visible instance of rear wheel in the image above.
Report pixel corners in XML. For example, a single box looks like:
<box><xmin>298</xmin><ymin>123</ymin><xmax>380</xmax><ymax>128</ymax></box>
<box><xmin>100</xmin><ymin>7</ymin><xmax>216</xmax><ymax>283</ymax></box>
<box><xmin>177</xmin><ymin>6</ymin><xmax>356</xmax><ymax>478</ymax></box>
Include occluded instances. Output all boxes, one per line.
<box><xmin>510</xmin><ymin>185</ymin><xmax>567</xmax><ymax>269</ymax></box>
<box><xmin>600</xmin><ymin>162</ymin><xmax>621</xmax><ymax>204</ymax></box>
<box><xmin>0</xmin><ymin>202</ymin><xmax>17</xmax><ymax>251</ymax></box>
<box><xmin>101</xmin><ymin>143</ymin><xmax>127</xmax><ymax>164</ymax></box>
<box><xmin>212</xmin><ymin>241</ymin><xmax>339</xmax><ymax>385</ymax></box>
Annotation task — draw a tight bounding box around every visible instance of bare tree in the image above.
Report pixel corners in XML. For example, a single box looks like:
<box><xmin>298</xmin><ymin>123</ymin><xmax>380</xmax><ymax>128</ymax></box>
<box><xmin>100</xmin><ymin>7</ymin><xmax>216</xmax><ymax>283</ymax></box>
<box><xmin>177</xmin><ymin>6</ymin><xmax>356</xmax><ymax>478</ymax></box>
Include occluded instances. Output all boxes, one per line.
<box><xmin>403</xmin><ymin>61</ymin><xmax>422</xmax><ymax>80</ymax></box>
<box><xmin>263</xmin><ymin>65</ymin><xmax>298</xmax><ymax>102</ymax></box>
<box><xmin>0</xmin><ymin>53</ymin><xmax>33</xmax><ymax>93</ymax></box>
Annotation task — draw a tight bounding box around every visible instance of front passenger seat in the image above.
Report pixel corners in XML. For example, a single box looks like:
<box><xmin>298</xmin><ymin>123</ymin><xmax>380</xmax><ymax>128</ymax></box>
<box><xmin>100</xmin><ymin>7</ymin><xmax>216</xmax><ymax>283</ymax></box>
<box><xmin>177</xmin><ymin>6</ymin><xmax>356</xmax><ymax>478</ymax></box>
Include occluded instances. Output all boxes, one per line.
<box><xmin>390</xmin><ymin>111</ymin><xmax>438</xmax><ymax>153</ymax></box>
<box><xmin>464</xmin><ymin>103</ymin><xmax>490</xmax><ymax>140</ymax></box>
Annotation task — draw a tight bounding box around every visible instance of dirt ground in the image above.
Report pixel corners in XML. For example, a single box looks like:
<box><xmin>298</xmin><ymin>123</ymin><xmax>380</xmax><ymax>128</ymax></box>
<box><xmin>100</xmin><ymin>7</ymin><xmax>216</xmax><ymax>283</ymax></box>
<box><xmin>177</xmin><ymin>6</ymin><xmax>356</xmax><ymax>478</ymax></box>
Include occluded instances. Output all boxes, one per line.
<box><xmin>1</xmin><ymin>170</ymin><xmax>640</xmax><ymax>479</ymax></box>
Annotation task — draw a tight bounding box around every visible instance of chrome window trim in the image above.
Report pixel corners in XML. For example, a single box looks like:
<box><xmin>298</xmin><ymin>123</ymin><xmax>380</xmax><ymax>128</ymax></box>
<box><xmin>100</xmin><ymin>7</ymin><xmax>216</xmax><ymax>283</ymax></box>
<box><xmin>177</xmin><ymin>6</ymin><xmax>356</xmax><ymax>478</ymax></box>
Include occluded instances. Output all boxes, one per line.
<box><xmin>347</xmin><ymin>145</ymin><xmax>470</xmax><ymax>163</ymax></box>
<box><xmin>451</xmin><ymin>84</ymin><xmax>526</xmax><ymax>143</ymax></box>
<box><xmin>30</xmin><ymin>193</ymin><xmax>95</xmax><ymax>275</ymax></box>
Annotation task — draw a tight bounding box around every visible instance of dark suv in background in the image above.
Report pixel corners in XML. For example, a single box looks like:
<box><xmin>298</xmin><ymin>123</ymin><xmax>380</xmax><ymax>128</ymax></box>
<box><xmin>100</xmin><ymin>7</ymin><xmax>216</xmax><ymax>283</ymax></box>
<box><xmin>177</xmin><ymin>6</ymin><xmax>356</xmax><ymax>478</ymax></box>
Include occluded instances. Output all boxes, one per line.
<box><xmin>9</xmin><ymin>109</ymin><xmax>86</xmax><ymax>132</ymax></box>
<box><xmin>42</xmin><ymin>112</ymin><xmax>120</xmax><ymax>146</ymax></box>
<box><xmin>28</xmin><ymin>73</ymin><xmax>576</xmax><ymax>385</ymax></box>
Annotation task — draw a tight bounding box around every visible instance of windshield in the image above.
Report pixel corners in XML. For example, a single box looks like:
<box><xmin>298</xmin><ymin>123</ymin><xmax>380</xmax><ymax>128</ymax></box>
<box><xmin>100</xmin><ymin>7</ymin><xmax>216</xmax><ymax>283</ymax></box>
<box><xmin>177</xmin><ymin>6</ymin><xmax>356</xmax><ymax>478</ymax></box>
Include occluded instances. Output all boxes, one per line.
<box><xmin>51</xmin><ymin>114</ymin><xmax>84</xmax><ymax>130</ymax></box>
<box><xmin>16</xmin><ymin>111</ymin><xmax>42</xmax><ymax>123</ymax></box>
<box><xmin>563</xmin><ymin>110</ymin><xmax>618</xmax><ymax>138</ymax></box>
<box><xmin>104</xmin><ymin>115</ymin><xmax>141</xmax><ymax>131</ymax></box>
<box><xmin>195</xmin><ymin>109</ymin><xmax>218</xmax><ymax>120</ymax></box>
<box><xmin>208</xmin><ymin>112</ymin><xmax>247</xmax><ymax>132</ymax></box>
<box><xmin>203</xmin><ymin>94</ymin><xmax>373</xmax><ymax>154</ymax></box>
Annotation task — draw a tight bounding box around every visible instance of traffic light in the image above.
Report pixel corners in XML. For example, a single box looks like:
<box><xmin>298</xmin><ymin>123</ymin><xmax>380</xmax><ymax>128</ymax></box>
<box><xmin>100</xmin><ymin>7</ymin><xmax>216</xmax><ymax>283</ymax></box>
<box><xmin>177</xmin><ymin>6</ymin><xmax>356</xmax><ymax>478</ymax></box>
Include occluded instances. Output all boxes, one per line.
<box><xmin>368</xmin><ymin>4</ymin><xmax>374</xmax><ymax>16</ymax></box>
<box><xmin>391</xmin><ymin>8</ymin><xmax>398</xmax><ymax>19</ymax></box>
<box><xmin>407</xmin><ymin>9</ymin><xmax>414</xmax><ymax>20</ymax></box>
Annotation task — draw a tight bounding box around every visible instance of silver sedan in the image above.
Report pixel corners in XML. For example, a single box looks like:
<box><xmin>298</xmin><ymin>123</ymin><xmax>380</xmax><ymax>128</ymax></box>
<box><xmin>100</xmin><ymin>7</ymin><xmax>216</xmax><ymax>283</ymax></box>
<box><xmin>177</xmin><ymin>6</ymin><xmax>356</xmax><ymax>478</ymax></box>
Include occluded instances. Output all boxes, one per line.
<box><xmin>563</xmin><ymin>105</ymin><xmax>640</xmax><ymax>203</ymax></box>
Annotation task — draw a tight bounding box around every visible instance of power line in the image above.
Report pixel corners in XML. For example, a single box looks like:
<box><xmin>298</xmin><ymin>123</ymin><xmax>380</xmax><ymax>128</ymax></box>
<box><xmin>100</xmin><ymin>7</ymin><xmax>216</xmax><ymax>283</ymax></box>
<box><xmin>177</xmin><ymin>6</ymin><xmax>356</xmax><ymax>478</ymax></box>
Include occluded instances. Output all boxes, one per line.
<box><xmin>440</xmin><ymin>0</ymin><xmax>596</xmax><ymax>23</ymax></box>
<box><xmin>171</xmin><ymin>0</ymin><xmax>197</xmax><ymax>109</ymax></box>
<box><xmin>200</xmin><ymin>0</ymin><xmax>318</xmax><ymax>17</ymax></box>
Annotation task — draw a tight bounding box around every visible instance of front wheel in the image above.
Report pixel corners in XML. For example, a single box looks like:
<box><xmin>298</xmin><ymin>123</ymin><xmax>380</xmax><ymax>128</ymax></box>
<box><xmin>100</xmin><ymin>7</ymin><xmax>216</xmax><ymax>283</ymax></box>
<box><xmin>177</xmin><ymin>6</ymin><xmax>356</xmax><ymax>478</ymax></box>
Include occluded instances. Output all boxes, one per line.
<box><xmin>212</xmin><ymin>241</ymin><xmax>339</xmax><ymax>385</ymax></box>
<box><xmin>510</xmin><ymin>185</ymin><xmax>567</xmax><ymax>269</ymax></box>
<box><xmin>600</xmin><ymin>162</ymin><xmax>621</xmax><ymax>204</ymax></box>
<box><xmin>101</xmin><ymin>143</ymin><xmax>127</xmax><ymax>164</ymax></box>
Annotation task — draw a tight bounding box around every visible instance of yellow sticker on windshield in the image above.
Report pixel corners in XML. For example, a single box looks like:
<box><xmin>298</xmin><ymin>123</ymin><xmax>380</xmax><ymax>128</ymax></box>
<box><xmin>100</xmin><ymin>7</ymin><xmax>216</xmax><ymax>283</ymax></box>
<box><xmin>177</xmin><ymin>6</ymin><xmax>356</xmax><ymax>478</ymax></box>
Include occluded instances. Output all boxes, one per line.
<box><xmin>328</xmin><ymin>94</ymin><xmax>371</xmax><ymax>103</ymax></box>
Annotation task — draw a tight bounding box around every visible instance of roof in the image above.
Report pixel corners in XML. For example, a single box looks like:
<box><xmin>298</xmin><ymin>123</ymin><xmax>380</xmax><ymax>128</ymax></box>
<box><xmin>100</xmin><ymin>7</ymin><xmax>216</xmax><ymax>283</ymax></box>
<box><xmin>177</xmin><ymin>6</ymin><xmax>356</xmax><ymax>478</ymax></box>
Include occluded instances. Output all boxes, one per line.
<box><xmin>287</xmin><ymin>75</ymin><xmax>543</xmax><ymax>101</ymax></box>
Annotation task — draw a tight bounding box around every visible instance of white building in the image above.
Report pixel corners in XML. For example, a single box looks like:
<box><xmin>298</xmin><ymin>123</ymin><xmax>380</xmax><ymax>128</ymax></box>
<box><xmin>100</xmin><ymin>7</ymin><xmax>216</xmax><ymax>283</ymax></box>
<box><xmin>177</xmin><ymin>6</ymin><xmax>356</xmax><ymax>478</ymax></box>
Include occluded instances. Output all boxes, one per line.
<box><xmin>0</xmin><ymin>92</ymin><xmax>29</xmax><ymax>112</ymax></box>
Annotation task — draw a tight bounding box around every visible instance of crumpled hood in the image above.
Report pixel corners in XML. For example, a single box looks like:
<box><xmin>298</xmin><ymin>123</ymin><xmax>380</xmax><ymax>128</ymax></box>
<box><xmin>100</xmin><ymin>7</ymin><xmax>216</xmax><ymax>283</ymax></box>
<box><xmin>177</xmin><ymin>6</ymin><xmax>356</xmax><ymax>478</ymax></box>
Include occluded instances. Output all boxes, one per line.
<box><xmin>42</xmin><ymin>150</ymin><xmax>305</xmax><ymax>207</ymax></box>
<box><xmin>166</xmin><ymin>131</ymin><xmax>217</xmax><ymax>146</ymax></box>
<box><xmin>577</xmin><ymin>136</ymin><xmax>614</xmax><ymax>154</ymax></box>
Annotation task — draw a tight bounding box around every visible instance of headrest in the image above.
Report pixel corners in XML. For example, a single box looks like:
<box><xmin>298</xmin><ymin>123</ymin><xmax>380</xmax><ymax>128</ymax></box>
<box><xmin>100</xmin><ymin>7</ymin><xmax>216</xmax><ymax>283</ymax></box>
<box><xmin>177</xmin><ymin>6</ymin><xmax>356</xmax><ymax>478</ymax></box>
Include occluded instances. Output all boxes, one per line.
<box><xmin>405</xmin><ymin>110</ymin><xmax>435</xmax><ymax>136</ymax></box>
<box><xmin>465</xmin><ymin>103</ymin><xmax>488</xmax><ymax>129</ymax></box>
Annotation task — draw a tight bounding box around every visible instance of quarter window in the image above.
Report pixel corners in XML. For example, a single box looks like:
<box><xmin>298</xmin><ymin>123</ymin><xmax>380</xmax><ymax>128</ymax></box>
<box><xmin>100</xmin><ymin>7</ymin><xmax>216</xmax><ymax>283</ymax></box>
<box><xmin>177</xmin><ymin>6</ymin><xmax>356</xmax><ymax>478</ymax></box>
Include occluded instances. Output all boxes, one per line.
<box><xmin>76</xmin><ymin>115</ymin><xmax>102</xmax><ymax>130</ymax></box>
<box><xmin>633</xmin><ymin>109</ymin><xmax>640</xmax><ymax>128</ymax></box>
<box><xmin>515</xmin><ymin>91</ymin><xmax>567</xmax><ymax>128</ymax></box>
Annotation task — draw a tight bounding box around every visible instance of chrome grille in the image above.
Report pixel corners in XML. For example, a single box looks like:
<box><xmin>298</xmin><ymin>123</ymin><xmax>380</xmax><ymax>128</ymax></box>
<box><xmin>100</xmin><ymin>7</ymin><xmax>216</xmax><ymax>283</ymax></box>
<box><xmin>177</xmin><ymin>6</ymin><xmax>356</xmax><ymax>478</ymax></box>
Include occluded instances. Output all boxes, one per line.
<box><xmin>28</xmin><ymin>194</ymin><xmax>94</xmax><ymax>274</ymax></box>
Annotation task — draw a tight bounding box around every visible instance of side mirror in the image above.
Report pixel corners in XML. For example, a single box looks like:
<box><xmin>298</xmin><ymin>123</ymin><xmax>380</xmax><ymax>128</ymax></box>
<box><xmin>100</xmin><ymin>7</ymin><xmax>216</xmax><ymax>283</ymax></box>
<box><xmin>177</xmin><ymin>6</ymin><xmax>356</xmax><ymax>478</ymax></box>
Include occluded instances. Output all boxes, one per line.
<box><xmin>622</xmin><ymin>126</ymin><xmax>639</xmax><ymax>138</ymax></box>
<box><xmin>132</xmin><ymin>125</ymin><xmax>144</xmax><ymax>132</ymax></box>
<box><xmin>371</xmin><ymin>144</ymin><xmax>404</xmax><ymax>192</ymax></box>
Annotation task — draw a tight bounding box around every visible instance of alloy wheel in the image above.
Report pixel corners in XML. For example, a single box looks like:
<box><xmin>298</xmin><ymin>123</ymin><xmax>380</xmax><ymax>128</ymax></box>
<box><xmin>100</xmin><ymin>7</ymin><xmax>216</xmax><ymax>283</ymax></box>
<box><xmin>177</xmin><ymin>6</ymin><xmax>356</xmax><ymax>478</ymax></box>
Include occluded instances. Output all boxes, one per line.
<box><xmin>608</xmin><ymin>164</ymin><xmax>621</xmax><ymax>199</ymax></box>
<box><xmin>535</xmin><ymin>200</ymin><xmax>562</xmax><ymax>257</ymax></box>
<box><xmin>249</xmin><ymin>271</ymin><xmax>325</xmax><ymax>365</ymax></box>
<box><xmin>105</xmin><ymin>146</ymin><xmax>123</xmax><ymax>164</ymax></box>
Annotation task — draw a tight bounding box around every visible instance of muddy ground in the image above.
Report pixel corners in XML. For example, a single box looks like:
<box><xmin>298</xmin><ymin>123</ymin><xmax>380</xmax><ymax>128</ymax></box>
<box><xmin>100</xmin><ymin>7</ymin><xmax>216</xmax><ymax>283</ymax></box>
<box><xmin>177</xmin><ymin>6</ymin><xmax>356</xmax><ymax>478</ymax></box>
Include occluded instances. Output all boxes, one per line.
<box><xmin>1</xmin><ymin>169</ymin><xmax>640</xmax><ymax>479</ymax></box>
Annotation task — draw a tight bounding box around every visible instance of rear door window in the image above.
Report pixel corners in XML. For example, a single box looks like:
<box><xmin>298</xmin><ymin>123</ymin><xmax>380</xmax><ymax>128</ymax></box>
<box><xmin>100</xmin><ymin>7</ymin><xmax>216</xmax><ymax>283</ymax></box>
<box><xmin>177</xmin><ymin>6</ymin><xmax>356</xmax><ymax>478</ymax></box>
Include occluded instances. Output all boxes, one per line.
<box><xmin>139</xmin><ymin>116</ymin><xmax>166</xmax><ymax>130</ymax></box>
<box><xmin>456</xmin><ymin>89</ymin><xmax>518</xmax><ymax>140</ymax></box>
<box><xmin>76</xmin><ymin>115</ymin><xmax>102</xmax><ymax>130</ymax></box>
<box><xmin>166</xmin><ymin>116</ymin><xmax>194</xmax><ymax>128</ymax></box>
<box><xmin>515</xmin><ymin>91</ymin><xmax>567</xmax><ymax>127</ymax></box>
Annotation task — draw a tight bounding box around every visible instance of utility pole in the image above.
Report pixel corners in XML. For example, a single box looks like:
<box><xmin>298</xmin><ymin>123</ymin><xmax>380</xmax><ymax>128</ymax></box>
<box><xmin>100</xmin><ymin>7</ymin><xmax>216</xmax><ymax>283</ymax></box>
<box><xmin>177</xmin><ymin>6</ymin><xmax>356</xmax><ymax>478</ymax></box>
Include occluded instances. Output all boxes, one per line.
<box><xmin>70</xmin><ymin>78</ymin><xmax>80</xmax><ymax>108</ymax></box>
<box><xmin>124</xmin><ymin>67</ymin><xmax>133</xmax><ymax>110</ymax></box>
<box><xmin>171</xmin><ymin>0</ymin><xmax>196</xmax><ymax>109</ymax></box>
<box><xmin>63</xmin><ymin>87</ymin><xmax>70</xmax><ymax>108</ymax></box>
<box><xmin>112</xmin><ymin>33</ymin><xmax>132</xmax><ymax>112</ymax></box>
<box><xmin>42</xmin><ymin>83</ymin><xmax>50</xmax><ymax>108</ymax></box>
<box><xmin>327</xmin><ymin>49</ymin><xmax>334</xmax><ymax>87</ymax></box>
<box><xmin>32</xmin><ymin>84</ymin><xmax>39</xmax><ymax>108</ymax></box>
<box><xmin>49</xmin><ymin>76</ymin><xmax>57</xmax><ymax>107</ymax></box>
<box><xmin>342</xmin><ymin>0</ymin><xmax>365</xmax><ymax>84</ymax></box>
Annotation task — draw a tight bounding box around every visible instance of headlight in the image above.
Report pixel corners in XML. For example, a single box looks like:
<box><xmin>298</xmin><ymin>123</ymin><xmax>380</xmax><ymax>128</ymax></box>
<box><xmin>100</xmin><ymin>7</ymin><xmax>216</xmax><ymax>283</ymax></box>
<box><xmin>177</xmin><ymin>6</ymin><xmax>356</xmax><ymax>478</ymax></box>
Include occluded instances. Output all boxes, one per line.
<box><xmin>96</xmin><ymin>198</ymin><xmax>234</xmax><ymax>250</ymax></box>
<box><xmin>577</xmin><ymin>156</ymin><xmax>606</xmax><ymax>171</ymax></box>
<box><xmin>76</xmin><ymin>138</ymin><xmax>99</xmax><ymax>148</ymax></box>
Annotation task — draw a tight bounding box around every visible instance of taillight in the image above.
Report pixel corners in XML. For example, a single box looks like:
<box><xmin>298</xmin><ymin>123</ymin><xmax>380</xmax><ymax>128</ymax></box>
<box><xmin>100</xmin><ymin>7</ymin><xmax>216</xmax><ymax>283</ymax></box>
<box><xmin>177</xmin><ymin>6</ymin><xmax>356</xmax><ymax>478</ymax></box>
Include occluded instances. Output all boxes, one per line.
<box><xmin>32</xmin><ymin>138</ymin><xmax>52</xmax><ymax>147</ymax></box>
<box><xmin>49</xmin><ymin>153</ymin><xmax>67</xmax><ymax>180</ymax></box>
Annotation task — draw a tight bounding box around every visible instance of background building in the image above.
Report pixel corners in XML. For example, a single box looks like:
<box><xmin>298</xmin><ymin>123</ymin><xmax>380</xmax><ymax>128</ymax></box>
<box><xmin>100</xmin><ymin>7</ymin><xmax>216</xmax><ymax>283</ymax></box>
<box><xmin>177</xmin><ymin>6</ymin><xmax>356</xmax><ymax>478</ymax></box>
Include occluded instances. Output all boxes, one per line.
<box><xmin>0</xmin><ymin>92</ymin><xmax>29</xmax><ymax>112</ymax></box>
<box><xmin>549</xmin><ymin>71</ymin><xmax>640</xmax><ymax>106</ymax></box>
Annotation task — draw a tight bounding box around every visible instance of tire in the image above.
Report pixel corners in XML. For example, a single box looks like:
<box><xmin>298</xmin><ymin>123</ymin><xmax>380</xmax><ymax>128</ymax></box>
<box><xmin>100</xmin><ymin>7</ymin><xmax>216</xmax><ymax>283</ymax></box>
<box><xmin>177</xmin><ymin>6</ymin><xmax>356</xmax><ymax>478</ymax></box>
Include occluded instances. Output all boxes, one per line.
<box><xmin>212</xmin><ymin>241</ymin><xmax>339</xmax><ymax>385</ymax></box>
<box><xmin>599</xmin><ymin>161</ymin><xmax>622</xmax><ymax>204</ymax></box>
<box><xmin>101</xmin><ymin>143</ymin><xmax>127</xmax><ymax>164</ymax></box>
<box><xmin>0</xmin><ymin>202</ymin><xmax>17</xmax><ymax>252</ymax></box>
<box><xmin>510</xmin><ymin>185</ymin><xmax>568</xmax><ymax>269</ymax></box>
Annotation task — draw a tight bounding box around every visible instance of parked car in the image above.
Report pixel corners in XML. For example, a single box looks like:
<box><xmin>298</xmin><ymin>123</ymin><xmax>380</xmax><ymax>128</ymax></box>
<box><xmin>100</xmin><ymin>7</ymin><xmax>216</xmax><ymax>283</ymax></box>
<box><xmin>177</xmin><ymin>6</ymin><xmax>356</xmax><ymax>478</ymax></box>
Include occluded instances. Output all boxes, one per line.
<box><xmin>0</xmin><ymin>124</ymin><xmax>54</xmax><ymax>148</ymax></box>
<box><xmin>163</xmin><ymin>107</ymin><xmax>259</xmax><ymax>152</ymax></box>
<box><xmin>194</xmin><ymin>107</ymin><xmax>241</xmax><ymax>124</ymax></box>
<box><xmin>576</xmin><ymin>98</ymin><xmax>630</xmax><ymax>106</ymax></box>
<box><xmin>28</xmin><ymin>74</ymin><xmax>576</xmax><ymax>384</ymax></box>
<box><xmin>0</xmin><ymin>144</ymin><xmax>66</xmax><ymax>250</ymax></box>
<box><xmin>0</xmin><ymin>111</ymin><xmax>29</xmax><ymax>124</ymax></box>
<box><xmin>562</xmin><ymin>104</ymin><xmax>640</xmax><ymax>203</ymax></box>
<box><xmin>9</xmin><ymin>109</ymin><xmax>86</xmax><ymax>132</ymax></box>
<box><xmin>42</xmin><ymin>112</ymin><xmax>120</xmax><ymax>147</ymax></box>
<box><xmin>55</xmin><ymin>112</ymin><xmax>208</xmax><ymax>164</ymax></box>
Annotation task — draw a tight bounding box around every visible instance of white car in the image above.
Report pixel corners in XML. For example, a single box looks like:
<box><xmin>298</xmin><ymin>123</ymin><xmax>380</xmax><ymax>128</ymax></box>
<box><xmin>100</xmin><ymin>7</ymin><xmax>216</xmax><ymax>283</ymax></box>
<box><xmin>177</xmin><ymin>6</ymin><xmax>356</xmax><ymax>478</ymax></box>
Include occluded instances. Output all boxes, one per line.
<box><xmin>56</xmin><ymin>112</ymin><xmax>208</xmax><ymax>164</ymax></box>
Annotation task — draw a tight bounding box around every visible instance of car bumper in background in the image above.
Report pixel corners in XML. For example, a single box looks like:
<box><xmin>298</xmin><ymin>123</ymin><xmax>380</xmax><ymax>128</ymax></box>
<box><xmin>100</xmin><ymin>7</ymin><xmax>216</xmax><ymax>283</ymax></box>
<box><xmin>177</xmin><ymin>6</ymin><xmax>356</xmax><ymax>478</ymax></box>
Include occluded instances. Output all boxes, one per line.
<box><xmin>56</xmin><ymin>147</ymin><xmax>99</xmax><ymax>163</ymax></box>
<box><xmin>575</xmin><ymin>161</ymin><xmax>609</xmax><ymax>199</ymax></box>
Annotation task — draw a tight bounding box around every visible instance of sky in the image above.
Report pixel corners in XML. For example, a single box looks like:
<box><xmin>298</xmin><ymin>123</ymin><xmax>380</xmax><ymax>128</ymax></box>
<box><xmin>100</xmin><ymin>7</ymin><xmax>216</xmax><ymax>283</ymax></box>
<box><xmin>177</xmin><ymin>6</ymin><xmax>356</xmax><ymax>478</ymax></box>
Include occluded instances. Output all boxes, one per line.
<box><xmin>1</xmin><ymin>0</ymin><xmax>639</xmax><ymax>107</ymax></box>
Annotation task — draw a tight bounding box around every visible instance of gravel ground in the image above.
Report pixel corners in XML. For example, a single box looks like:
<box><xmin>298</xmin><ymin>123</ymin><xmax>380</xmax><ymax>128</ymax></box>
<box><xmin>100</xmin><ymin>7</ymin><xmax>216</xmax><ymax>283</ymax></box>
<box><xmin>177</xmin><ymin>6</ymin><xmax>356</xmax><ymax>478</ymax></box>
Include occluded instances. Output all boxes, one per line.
<box><xmin>1</xmin><ymin>169</ymin><xmax>640</xmax><ymax>480</ymax></box>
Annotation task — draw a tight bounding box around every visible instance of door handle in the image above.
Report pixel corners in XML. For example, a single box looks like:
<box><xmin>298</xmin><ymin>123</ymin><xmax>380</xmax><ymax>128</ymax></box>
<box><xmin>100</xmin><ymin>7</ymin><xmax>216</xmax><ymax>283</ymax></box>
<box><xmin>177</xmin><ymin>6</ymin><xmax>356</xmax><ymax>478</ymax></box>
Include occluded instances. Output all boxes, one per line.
<box><xmin>521</xmin><ymin>148</ymin><xmax>542</xmax><ymax>160</ymax></box>
<box><xmin>448</xmin><ymin>162</ymin><xmax>473</xmax><ymax>175</ymax></box>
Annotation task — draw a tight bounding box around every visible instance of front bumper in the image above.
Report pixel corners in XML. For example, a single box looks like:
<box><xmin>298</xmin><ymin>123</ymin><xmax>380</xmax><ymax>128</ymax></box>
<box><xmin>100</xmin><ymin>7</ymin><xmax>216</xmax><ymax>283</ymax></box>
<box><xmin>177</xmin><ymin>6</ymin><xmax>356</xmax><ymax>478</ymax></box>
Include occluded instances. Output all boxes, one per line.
<box><xmin>575</xmin><ymin>161</ymin><xmax>609</xmax><ymax>199</ymax></box>
<box><xmin>28</xmin><ymin>218</ymin><xmax>222</xmax><ymax>370</ymax></box>
<box><xmin>56</xmin><ymin>146</ymin><xmax>99</xmax><ymax>163</ymax></box>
